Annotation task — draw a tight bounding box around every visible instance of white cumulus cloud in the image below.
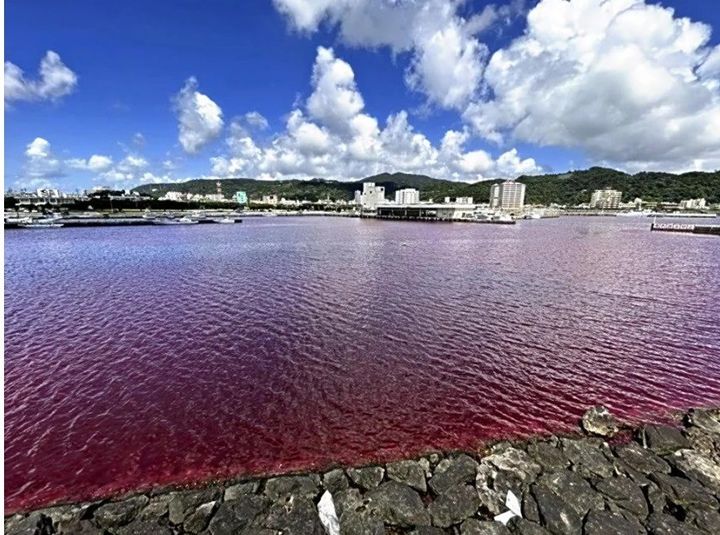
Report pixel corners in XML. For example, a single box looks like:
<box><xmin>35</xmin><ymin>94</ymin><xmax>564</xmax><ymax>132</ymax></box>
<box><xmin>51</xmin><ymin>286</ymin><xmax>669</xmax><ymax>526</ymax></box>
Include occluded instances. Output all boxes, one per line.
<box><xmin>173</xmin><ymin>77</ymin><xmax>224</xmax><ymax>154</ymax></box>
<box><xmin>463</xmin><ymin>0</ymin><xmax>720</xmax><ymax>171</ymax></box>
<box><xmin>5</xmin><ymin>51</ymin><xmax>78</xmax><ymax>105</ymax></box>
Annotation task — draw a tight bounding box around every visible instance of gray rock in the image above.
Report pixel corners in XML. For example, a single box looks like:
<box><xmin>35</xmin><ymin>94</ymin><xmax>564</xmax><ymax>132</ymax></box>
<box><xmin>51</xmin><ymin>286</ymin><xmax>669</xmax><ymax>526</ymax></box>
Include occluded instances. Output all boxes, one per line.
<box><xmin>183</xmin><ymin>500</ymin><xmax>218</xmax><ymax>533</ymax></box>
<box><xmin>112</xmin><ymin>520</ymin><xmax>173</xmax><ymax>535</ymax></box>
<box><xmin>531</xmin><ymin>483</ymin><xmax>583</xmax><ymax>535</ymax></box>
<box><xmin>429</xmin><ymin>454</ymin><xmax>478</xmax><ymax>495</ymax></box>
<box><xmin>224</xmin><ymin>481</ymin><xmax>259</xmax><ymax>501</ymax></box>
<box><xmin>526</xmin><ymin>439</ymin><xmax>569</xmax><ymax>472</ymax></box>
<box><xmin>666</xmin><ymin>449</ymin><xmax>720</xmax><ymax>493</ymax></box>
<box><xmin>650</xmin><ymin>473</ymin><xmax>719</xmax><ymax>509</ymax></box>
<box><xmin>366</xmin><ymin>481</ymin><xmax>431</xmax><ymax>527</ymax></box>
<box><xmin>94</xmin><ymin>495</ymin><xmax>149</xmax><ymax>528</ymax></box>
<box><xmin>207</xmin><ymin>494</ymin><xmax>272</xmax><ymax>535</ymax></box>
<box><xmin>685</xmin><ymin>504</ymin><xmax>720</xmax><ymax>533</ymax></box>
<box><xmin>410</xmin><ymin>527</ymin><xmax>447</xmax><ymax>535</ymax></box>
<box><xmin>522</xmin><ymin>492</ymin><xmax>540</xmax><ymax>523</ymax></box>
<box><xmin>333</xmin><ymin>488</ymin><xmax>364</xmax><ymax>518</ymax></box>
<box><xmin>263</xmin><ymin>495</ymin><xmax>324</xmax><ymax>535</ymax></box>
<box><xmin>560</xmin><ymin>438</ymin><xmax>615</xmax><ymax>478</ymax></box>
<box><xmin>595</xmin><ymin>476</ymin><xmax>649</xmax><ymax>517</ymax></box>
<box><xmin>168</xmin><ymin>488</ymin><xmax>220</xmax><ymax>525</ymax></box>
<box><xmin>138</xmin><ymin>494</ymin><xmax>172</xmax><ymax>521</ymax></box>
<box><xmin>643</xmin><ymin>425</ymin><xmax>691</xmax><ymax>455</ymax></box>
<box><xmin>536</xmin><ymin>471</ymin><xmax>604</xmax><ymax>517</ymax></box>
<box><xmin>583</xmin><ymin>509</ymin><xmax>644</xmax><ymax>534</ymax></box>
<box><xmin>507</xmin><ymin>518</ymin><xmax>551</xmax><ymax>535</ymax></box>
<box><xmin>428</xmin><ymin>484</ymin><xmax>480</xmax><ymax>527</ymax></box>
<box><xmin>614</xmin><ymin>441</ymin><xmax>671</xmax><ymax>475</ymax></box>
<box><xmin>475</xmin><ymin>449</ymin><xmax>540</xmax><ymax>516</ymax></box>
<box><xmin>387</xmin><ymin>459</ymin><xmax>427</xmax><ymax>492</ymax></box>
<box><xmin>645</xmin><ymin>482</ymin><xmax>667</xmax><ymax>514</ymax></box>
<box><xmin>5</xmin><ymin>512</ymin><xmax>54</xmax><ymax>535</ymax></box>
<box><xmin>645</xmin><ymin>512</ymin><xmax>705</xmax><ymax>535</ymax></box>
<box><xmin>340</xmin><ymin>510</ymin><xmax>386</xmax><ymax>535</ymax></box>
<box><xmin>461</xmin><ymin>518</ymin><xmax>511</xmax><ymax>534</ymax></box>
<box><xmin>41</xmin><ymin>503</ymin><xmax>94</xmax><ymax>526</ymax></box>
<box><xmin>685</xmin><ymin>408</ymin><xmax>720</xmax><ymax>436</ymax></box>
<box><xmin>582</xmin><ymin>406</ymin><xmax>620</xmax><ymax>437</ymax></box>
<box><xmin>683</xmin><ymin>426</ymin><xmax>720</xmax><ymax>464</ymax></box>
<box><xmin>346</xmin><ymin>466</ymin><xmax>384</xmax><ymax>490</ymax></box>
<box><xmin>264</xmin><ymin>474</ymin><xmax>321</xmax><ymax>500</ymax></box>
<box><xmin>56</xmin><ymin>519</ymin><xmax>105</xmax><ymax>534</ymax></box>
<box><xmin>323</xmin><ymin>468</ymin><xmax>350</xmax><ymax>493</ymax></box>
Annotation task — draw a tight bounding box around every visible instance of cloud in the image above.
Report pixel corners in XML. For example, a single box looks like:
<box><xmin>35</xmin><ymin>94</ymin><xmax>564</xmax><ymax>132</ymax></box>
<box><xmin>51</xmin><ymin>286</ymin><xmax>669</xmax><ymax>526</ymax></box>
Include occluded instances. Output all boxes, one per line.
<box><xmin>22</xmin><ymin>137</ymin><xmax>63</xmax><ymax>180</ymax></box>
<box><xmin>173</xmin><ymin>77</ymin><xmax>224</xmax><ymax>154</ymax></box>
<box><xmin>244</xmin><ymin>111</ymin><xmax>269</xmax><ymax>130</ymax></box>
<box><xmin>5</xmin><ymin>51</ymin><xmax>78</xmax><ymax>105</ymax></box>
<box><xmin>66</xmin><ymin>154</ymin><xmax>114</xmax><ymax>172</ymax></box>
<box><xmin>273</xmin><ymin>0</ymin><xmax>523</xmax><ymax>109</ymax></box>
<box><xmin>209</xmin><ymin>47</ymin><xmax>540</xmax><ymax>181</ymax></box>
<box><xmin>463</xmin><ymin>0</ymin><xmax>720</xmax><ymax>171</ymax></box>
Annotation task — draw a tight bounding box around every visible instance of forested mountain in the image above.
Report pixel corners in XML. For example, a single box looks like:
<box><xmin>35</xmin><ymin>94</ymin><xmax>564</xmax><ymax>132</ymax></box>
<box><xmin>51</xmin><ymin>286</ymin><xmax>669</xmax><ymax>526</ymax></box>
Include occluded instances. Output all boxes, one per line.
<box><xmin>132</xmin><ymin>168</ymin><xmax>720</xmax><ymax>205</ymax></box>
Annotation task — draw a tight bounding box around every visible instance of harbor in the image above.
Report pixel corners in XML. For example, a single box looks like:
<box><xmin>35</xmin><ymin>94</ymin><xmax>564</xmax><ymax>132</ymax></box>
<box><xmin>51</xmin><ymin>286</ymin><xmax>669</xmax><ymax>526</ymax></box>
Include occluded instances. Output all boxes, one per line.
<box><xmin>650</xmin><ymin>222</ymin><xmax>720</xmax><ymax>235</ymax></box>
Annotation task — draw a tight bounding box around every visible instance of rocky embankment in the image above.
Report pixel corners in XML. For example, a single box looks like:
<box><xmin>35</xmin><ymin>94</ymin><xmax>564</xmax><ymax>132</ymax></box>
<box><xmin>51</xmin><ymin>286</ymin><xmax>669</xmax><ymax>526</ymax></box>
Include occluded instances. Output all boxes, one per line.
<box><xmin>6</xmin><ymin>407</ymin><xmax>720</xmax><ymax>535</ymax></box>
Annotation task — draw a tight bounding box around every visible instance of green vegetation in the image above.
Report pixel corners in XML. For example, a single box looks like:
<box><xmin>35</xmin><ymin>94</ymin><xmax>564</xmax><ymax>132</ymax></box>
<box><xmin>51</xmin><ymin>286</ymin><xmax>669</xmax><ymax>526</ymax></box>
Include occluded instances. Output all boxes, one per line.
<box><xmin>131</xmin><ymin>167</ymin><xmax>720</xmax><ymax>205</ymax></box>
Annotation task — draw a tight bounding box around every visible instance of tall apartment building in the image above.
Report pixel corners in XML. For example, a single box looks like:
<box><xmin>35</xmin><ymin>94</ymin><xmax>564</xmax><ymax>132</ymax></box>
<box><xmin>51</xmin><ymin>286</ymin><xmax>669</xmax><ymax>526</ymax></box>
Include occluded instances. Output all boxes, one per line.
<box><xmin>394</xmin><ymin>188</ymin><xmax>420</xmax><ymax>204</ymax></box>
<box><xmin>357</xmin><ymin>182</ymin><xmax>386</xmax><ymax>210</ymax></box>
<box><xmin>590</xmin><ymin>189</ymin><xmax>622</xmax><ymax>209</ymax></box>
<box><xmin>489</xmin><ymin>181</ymin><xmax>526</xmax><ymax>210</ymax></box>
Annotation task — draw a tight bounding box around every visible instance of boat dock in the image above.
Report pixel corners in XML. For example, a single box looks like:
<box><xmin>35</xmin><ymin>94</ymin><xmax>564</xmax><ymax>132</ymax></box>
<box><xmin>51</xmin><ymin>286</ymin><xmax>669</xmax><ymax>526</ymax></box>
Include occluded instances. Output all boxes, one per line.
<box><xmin>650</xmin><ymin>222</ymin><xmax>720</xmax><ymax>235</ymax></box>
<box><xmin>4</xmin><ymin>216</ymin><xmax>243</xmax><ymax>229</ymax></box>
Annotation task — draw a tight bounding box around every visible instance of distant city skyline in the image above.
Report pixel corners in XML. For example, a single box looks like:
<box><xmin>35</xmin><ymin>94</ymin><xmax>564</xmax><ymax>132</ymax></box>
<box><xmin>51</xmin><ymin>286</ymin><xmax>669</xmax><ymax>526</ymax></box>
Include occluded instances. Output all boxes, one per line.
<box><xmin>5</xmin><ymin>0</ymin><xmax>720</xmax><ymax>192</ymax></box>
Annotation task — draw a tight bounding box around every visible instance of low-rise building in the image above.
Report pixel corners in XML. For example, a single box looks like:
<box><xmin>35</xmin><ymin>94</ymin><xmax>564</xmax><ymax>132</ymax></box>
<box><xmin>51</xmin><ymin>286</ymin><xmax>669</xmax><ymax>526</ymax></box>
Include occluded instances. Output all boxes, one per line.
<box><xmin>394</xmin><ymin>188</ymin><xmax>420</xmax><ymax>204</ymax></box>
<box><xmin>357</xmin><ymin>182</ymin><xmax>386</xmax><ymax>210</ymax></box>
<box><xmin>679</xmin><ymin>198</ymin><xmax>706</xmax><ymax>210</ymax></box>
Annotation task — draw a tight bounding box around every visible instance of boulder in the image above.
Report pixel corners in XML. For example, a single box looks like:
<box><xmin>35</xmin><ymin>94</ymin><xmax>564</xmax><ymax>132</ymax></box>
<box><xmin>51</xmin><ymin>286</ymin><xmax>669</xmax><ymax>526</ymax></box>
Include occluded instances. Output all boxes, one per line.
<box><xmin>427</xmin><ymin>484</ymin><xmax>480</xmax><ymax>527</ymax></box>
<box><xmin>666</xmin><ymin>449</ymin><xmax>720</xmax><ymax>493</ymax></box>
<box><xmin>346</xmin><ymin>466</ymin><xmax>385</xmax><ymax>490</ymax></box>
<box><xmin>506</xmin><ymin>518</ymin><xmax>551</xmax><ymax>535</ymax></box>
<box><xmin>614</xmin><ymin>441</ymin><xmax>670</xmax><ymax>475</ymax></box>
<box><xmin>264</xmin><ymin>475</ymin><xmax>321</xmax><ymax>500</ymax></box>
<box><xmin>336</xmin><ymin>489</ymin><xmax>385</xmax><ymax>535</ymax></box>
<box><xmin>525</xmin><ymin>439</ymin><xmax>569</xmax><ymax>472</ymax></box>
<box><xmin>536</xmin><ymin>471</ymin><xmax>604</xmax><ymax>517</ymax></box>
<box><xmin>644</xmin><ymin>512</ymin><xmax>705</xmax><ymax>535</ymax></box>
<box><xmin>207</xmin><ymin>494</ymin><xmax>271</xmax><ymax>535</ymax></box>
<box><xmin>5</xmin><ymin>512</ymin><xmax>54</xmax><ymax>535</ymax></box>
<box><xmin>410</xmin><ymin>527</ymin><xmax>446</xmax><ymax>535</ymax></box>
<box><xmin>112</xmin><ymin>520</ymin><xmax>173</xmax><ymax>535</ymax></box>
<box><xmin>581</xmin><ymin>406</ymin><xmax>620</xmax><ymax>437</ymax></box>
<box><xmin>224</xmin><ymin>481</ymin><xmax>259</xmax><ymax>501</ymax></box>
<box><xmin>387</xmin><ymin>459</ymin><xmax>427</xmax><ymax>493</ymax></box>
<box><xmin>183</xmin><ymin>500</ymin><xmax>218</xmax><ymax>533</ymax></box>
<box><xmin>583</xmin><ymin>509</ymin><xmax>644</xmax><ymax>535</ymax></box>
<box><xmin>650</xmin><ymin>473</ymin><xmax>719</xmax><ymax>509</ymax></box>
<box><xmin>475</xmin><ymin>449</ymin><xmax>541</xmax><ymax>516</ymax></box>
<box><xmin>642</xmin><ymin>425</ymin><xmax>691</xmax><ymax>455</ymax></box>
<box><xmin>168</xmin><ymin>488</ymin><xmax>220</xmax><ymax>525</ymax></box>
<box><xmin>595</xmin><ymin>476</ymin><xmax>649</xmax><ymax>517</ymax></box>
<box><xmin>323</xmin><ymin>468</ymin><xmax>350</xmax><ymax>494</ymax></box>
<box><xmin>560</xmin><ymin>438</ymin><xmax>615</xmax><ymax>478</ymax></box>
<box><xmin>460</xmin><ymin>518</ymin><xmax>512</xmax><ymax>534</ymax></box>
<box><xmin>429</xmin><ymin>454</ymin><xmax>478</xmax><ymax>495</ymax></box>
<box><xmin>366</xmin><ymin>481</ymin><xmax>431</xmax><ymax>527</ymax></box>
<box><xmin>94</xmin><ymin>496</ymin><xmax>149</xmax><ymax>529</ymax></box>
<box><xmin>262</xmin><ymin>495</ymin><xmax>324</xmax><ymax>535</ymax></box>
<box><xmin>138</xmin><ymin>494</ymin><xmax>172</xmax><ymax>521</ymax></box>
<box><xmin>685</xmin><ymin>408</ymin><xmax>720</xmax><ymax>436</ymax></box>
<box><xmin>55</xmin><ymin>519</ymin><xmax>105</xmax><ymax>534</ymax></box>
<box><xmin>531</xmin><ymin>483</ymin><xmax>583</xmax><ymax>534</ymax></box>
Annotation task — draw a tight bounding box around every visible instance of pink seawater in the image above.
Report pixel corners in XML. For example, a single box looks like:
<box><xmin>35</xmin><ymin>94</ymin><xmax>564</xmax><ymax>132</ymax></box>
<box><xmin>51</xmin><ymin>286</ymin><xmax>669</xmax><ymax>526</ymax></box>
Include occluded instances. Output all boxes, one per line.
<box><xmin>5</xmin><ymin>216</ymin><xmax>720</xmax><ymax>511</ymax></box>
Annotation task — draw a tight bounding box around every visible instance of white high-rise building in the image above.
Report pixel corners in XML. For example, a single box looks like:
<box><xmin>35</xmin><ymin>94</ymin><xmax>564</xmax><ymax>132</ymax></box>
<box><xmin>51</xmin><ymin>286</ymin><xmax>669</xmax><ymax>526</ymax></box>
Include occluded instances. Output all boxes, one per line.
<box><xmin>489</xmin><ymin>181</ymin><xmax>526</xmax><ymax>210</ymax></box>
<box><xmin>359</xmin><ymin>182</ymin><xmax>386</xmax><ymax>210</ymax></box>
<box><xmin>394</xmin><ymin>188</ymin><xmax>420</xmax><ymax>204</ymax></box>
<box><xmin>590</xmin><ymin>189</ymin><xmax>622</xmax><ymax>209</ymax></box>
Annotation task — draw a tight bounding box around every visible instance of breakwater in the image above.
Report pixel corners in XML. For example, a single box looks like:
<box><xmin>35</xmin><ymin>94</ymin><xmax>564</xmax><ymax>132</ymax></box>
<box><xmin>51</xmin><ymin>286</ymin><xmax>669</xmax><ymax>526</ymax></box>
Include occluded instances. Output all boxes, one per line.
<box><xmin>6</xmin><ymin>406</ymin><xmax>720</xmax><ymax>534</ymax></box>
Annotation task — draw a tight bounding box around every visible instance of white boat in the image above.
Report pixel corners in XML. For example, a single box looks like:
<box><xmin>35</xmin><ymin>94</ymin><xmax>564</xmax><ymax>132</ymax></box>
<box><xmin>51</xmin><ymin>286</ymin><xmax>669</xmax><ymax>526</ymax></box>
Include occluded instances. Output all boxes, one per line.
<box><xmin>494</xmin><ymin>213</ymin><xmax>514</xmax><ymax>222</ymax></box>
<box><xmin>152</xmin><ymin>216</ymin><xmax>198</xmax><ymax>225</ymax></box>
<box><xmin>19</xmin><ymin>219</ymin><xmax>64</xmax><ymax>229</ymax></box>
<box><xmin>616</xmin><ymin>211</ymin><xmax>650</xmax><ymax>217</ymax></box>
<box><xmin>215</xmin><ymin>217</ymin><xmax>236</xmax><ymax>224</ymax></box>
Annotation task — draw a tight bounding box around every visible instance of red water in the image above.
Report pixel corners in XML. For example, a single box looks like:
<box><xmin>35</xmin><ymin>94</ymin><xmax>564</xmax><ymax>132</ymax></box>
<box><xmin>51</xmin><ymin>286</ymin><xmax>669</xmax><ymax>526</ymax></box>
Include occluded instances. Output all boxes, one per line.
<box><xmin>5</xmin><ymin>217</ymin><xmax>720</xmax><ymax>512</ymax></box>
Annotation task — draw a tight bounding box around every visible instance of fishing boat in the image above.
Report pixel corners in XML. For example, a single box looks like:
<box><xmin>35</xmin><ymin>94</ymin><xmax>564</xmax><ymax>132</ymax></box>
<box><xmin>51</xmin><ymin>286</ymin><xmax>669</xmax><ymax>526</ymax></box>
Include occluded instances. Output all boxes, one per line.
<box><xmin>19</xmin><ymin>218</ymin><xmax>64</xmax><ymax>229</ymax></box>
<box><xmin>214</xmin><ymin>217</ymin><xmax>236</xmax><ymax>224</ymax></box>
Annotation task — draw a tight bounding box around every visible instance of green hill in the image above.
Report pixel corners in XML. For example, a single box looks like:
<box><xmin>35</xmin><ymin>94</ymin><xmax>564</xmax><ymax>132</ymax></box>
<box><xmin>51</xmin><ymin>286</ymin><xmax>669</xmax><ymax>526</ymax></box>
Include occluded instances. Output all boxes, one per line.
<box><xmin>132</xmin><ymin>168</ymin><xmax>720</xmax><ymax>205</ymax></box>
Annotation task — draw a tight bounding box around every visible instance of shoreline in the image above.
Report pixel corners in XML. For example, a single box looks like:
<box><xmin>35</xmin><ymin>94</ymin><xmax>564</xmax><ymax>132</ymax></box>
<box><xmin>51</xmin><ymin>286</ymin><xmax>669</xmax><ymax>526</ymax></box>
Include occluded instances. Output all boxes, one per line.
<box><xmin>6</xmin><ymin>406</ymin><xmax>720</xmax><ymax>534</ymax></box>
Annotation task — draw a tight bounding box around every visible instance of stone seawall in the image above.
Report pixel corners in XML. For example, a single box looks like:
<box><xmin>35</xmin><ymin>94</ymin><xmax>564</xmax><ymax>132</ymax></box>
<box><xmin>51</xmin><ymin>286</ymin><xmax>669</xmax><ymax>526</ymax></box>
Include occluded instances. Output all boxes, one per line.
<box><xmin>5</xmin><ymin>407</ymin><xmax>720</xmax><ymax>535</ymax></box>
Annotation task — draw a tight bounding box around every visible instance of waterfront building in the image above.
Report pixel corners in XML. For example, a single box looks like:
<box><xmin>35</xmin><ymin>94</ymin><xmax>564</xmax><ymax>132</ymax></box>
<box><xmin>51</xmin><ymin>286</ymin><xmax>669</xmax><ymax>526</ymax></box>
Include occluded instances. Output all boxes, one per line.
<box><xmin>261</xmin><ymin>195</ymin><xmax>279</xmax><ymax>205</ymax></box>
<box><xmin>590</xmin><ymin>188</ymin><xmax>622</xmax><ymax>209</ymax></box>
<box><xmin>679</xmin><ymin>198</ymin><xmax>707</xmax><ymax>210</ymax></box>
<box><xmin>162</xmin><ymin>191</ymin><xmax>186</xmax><ymax>201</ymax></box>
<box><xmin>234</xmin><ymin>191</ymin><xmax>248</xmax><ymax>205</ymax></box>
<box><xmin>395</xmin><ymin>188</ymin><xmax>420</xmax><ymax>204</ymax></box>
<box><xmin>489</xmin><ymin>181</ymin><xmax>526</xmax><ymax>211</ymax></box>
<box><xmin>359</xmin><ymin>182</ymin><xmax>386</xmax><ymax>210</ymax></box>
<box><xmin>456</xmin><ymin>197</ymin><xmax>474</xmax><ymax>205</ymax></box>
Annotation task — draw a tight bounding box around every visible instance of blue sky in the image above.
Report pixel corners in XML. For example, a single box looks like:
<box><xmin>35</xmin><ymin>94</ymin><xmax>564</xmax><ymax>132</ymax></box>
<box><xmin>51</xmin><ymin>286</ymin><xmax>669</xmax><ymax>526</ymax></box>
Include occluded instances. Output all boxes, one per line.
<box><xmin>5</xmin><ymin>0</ymin><xmax>720</xmax><ymax>191</ymax></box>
